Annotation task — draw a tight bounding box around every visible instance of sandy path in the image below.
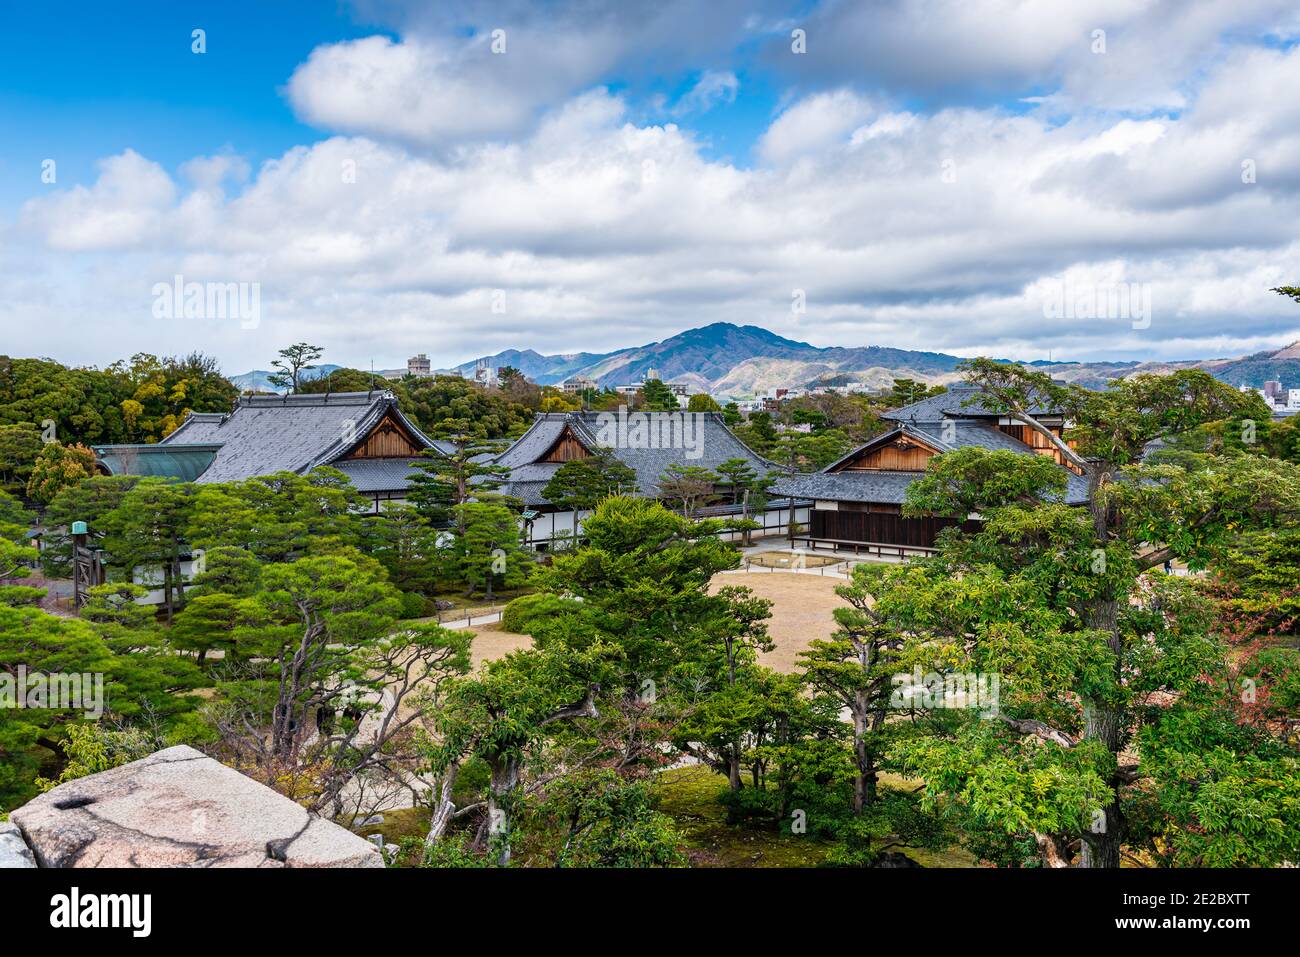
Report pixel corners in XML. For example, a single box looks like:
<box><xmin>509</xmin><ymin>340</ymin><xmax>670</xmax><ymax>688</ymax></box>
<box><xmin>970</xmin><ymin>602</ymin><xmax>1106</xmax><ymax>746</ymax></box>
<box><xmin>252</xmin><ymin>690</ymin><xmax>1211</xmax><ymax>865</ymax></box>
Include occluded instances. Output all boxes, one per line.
<box><xmin>713</xmin><ymin>572</ymin><xmax>844</xmax><ymax>673</ymax></box>
<box><xmin>468</xmin><ymin>622</ymin><xmax>534</xmax><ymax>668</ymax></box>
<box><xmin>467</xmin><ymin>571</ymin><xmax>844</xmax><ymax>674</ymax></box>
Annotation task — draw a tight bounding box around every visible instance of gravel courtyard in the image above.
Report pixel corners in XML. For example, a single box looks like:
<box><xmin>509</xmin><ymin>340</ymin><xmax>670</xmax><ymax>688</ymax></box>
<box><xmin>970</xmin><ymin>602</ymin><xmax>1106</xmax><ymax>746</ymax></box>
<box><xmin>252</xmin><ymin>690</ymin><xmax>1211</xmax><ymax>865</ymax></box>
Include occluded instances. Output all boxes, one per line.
<box><xmin>470</xmin><ymin>571</ymin><xmax>847</xmax><ymax>674</ymax></box>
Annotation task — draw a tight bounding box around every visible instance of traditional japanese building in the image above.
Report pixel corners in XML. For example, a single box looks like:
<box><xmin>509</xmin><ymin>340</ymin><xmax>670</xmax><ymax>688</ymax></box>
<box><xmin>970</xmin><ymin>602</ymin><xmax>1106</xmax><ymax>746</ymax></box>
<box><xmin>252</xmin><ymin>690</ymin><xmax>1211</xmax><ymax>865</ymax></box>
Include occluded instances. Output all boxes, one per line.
<box><xmin>771</xmin><ymin>383</ymin><xmax>1090</xmax><ymax>555</ymax></box>
<box><xmin>493</xmin><ymin>410</ymin><xmax>806</xmax><ymax>547</ymax></box>
<box><xmin>92</xmin><ymin>391</ymin><xmax>439</xmax><ymax>512</ymax></box>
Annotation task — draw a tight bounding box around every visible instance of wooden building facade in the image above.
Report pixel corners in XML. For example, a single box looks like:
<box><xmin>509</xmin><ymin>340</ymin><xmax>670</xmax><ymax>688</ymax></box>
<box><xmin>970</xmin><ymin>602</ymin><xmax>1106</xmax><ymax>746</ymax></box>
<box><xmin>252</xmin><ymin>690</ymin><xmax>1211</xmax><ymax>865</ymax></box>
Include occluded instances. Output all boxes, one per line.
<box><xmin>772</xmin><ymin>384</ymin><xmax>1090</xmax><ymax>555</ymax></box>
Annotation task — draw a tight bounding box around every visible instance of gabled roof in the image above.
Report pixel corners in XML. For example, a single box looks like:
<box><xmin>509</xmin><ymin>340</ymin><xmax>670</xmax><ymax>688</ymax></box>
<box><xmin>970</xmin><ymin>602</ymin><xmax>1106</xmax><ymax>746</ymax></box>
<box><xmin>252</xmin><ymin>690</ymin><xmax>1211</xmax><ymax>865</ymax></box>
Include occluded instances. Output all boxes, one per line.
<box><xmin>96</xmin><ymin>392</ymin><xmax>438</xmax><ymax>489</ymax></box>
<box><xmin>493</xmin><ymin>411</ymin><xmax>785</xmax><ymax>507</ymax></box>
<box><xmin>163</xmin><ymin>392</ymin><xmax>436</xmax><ymax>483</ymax></box>
<box><xmin>772</xmin><ymin>411</ymin><xmax>1089</xmax><ymax>507</ymax></box>
<box><xmin>910</xmin><ymin>419</ymin><xmax>1050</xmax><ymax>454</ymax></box>
<box><xmin>822</xmin><ymin>424</ymin><xmax>946</xmax><ymax>472</ymax></box>
<box><xmin>493</xmin><ymin>414</ymin><xmax>577</xmax><ymax>470</ymax></box>
<box><xmin>883</xmin><ymin>383</ymin><xmax>1063</xmax><ymax>423</ymax></box>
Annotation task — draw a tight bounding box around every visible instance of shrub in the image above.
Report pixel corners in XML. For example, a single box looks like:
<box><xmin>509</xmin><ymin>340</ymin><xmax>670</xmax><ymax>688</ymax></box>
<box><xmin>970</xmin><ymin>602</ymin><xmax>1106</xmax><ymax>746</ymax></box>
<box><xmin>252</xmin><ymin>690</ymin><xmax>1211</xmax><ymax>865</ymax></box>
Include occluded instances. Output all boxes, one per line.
<box><xmin>35</xmin><ymin>724</ymin><xmax>155</xmax><ymax>792</ymax></box>
<box><xmin>398</xmin><ymin>590</ymin><xmax>427</xmax><ymax>620</ymax></box>
<box><xmin>500</xmin><ymin>593</ymin><xmax>579</xmax><ymax>634</ymax></box>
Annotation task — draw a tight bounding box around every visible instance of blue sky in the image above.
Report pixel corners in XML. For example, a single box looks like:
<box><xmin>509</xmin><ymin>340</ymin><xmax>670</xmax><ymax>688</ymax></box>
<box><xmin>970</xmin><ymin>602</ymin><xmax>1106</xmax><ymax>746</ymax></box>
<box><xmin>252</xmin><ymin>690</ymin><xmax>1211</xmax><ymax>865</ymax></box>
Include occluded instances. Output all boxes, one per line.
<box><xmin>4</xmin><ymin>1</ymin><xmax>1300</xmax><ymax>375</ymax></box>
<box><xmin>0</xmin><ymin>2</ymin><xmax>386</xmax><ymax>209</ymax></box>
<box><xmin>0</xmin><ymin>0</ymin><xmax>800</xmax><ymax>204</ymax></box>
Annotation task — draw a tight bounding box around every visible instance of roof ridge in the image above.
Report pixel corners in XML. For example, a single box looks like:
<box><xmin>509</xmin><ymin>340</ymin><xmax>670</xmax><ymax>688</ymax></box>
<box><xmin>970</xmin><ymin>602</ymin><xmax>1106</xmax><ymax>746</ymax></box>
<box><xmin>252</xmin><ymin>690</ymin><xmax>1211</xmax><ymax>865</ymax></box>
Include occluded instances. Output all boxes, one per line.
<box><xmin>239</xmin><ymin>391</ymin><xmax>389</xmax><ymax>407</ymax></box>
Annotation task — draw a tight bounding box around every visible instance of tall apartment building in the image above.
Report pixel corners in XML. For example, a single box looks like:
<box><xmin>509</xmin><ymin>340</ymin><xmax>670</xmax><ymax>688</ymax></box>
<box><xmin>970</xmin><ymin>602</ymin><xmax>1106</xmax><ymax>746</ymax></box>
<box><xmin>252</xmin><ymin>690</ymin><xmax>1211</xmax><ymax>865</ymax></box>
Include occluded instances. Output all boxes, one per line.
<box><xmin>407</xmin><ymin>354</ymin><xmax>432</xmax><ymax>377</ymax></box>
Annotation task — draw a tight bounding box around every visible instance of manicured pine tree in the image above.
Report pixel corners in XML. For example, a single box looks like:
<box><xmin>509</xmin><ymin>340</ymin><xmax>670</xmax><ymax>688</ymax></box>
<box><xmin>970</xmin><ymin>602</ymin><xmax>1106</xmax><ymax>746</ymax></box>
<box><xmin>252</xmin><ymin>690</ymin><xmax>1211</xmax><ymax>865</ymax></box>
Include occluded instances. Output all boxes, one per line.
<box><xmin>453</xmin><ymin>502</ymin><xmax>529</xmax><ymax>600</ymax></box>
<box><xmin>656</xmin><ymin>464</ymin><xmax>719</xmax><ymax>518</ymax></box>
<box><xmin>100</xmin><ymin>478</ymin><xmax>195</xmax><ymax>623</ymax></box>
<box><xmin>541</xmin><ymin>448</ymin><xmax>637</xmax><ymax>542</ymax></box>
<box><xmin>407</xmin><ymin>417</ymin><xmax>512</xmax><ymax>529</ymax></box>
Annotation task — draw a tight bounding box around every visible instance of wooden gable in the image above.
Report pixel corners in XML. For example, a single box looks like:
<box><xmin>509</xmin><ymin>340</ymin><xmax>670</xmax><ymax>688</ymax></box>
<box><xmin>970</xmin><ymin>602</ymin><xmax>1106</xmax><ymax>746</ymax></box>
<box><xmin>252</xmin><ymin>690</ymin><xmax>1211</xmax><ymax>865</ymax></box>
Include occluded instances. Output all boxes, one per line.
<box><xmin>341</xmin><ymin>410</ymin><xmax>424</xmax><ymax>460</ymax></box>
<box><xmin>538</xmin><ymin>424</ymin><xmax>593</xmax><ymax>464</ymax></box>
<box><xmin>829</xmin><ymin>431</ymin><xmax>942</xmax><ymax>473</ymax></box>
<box><xmin>997</xmin><ymin>422</ymin><xmax>1083</xmax><ymax>475</ymax></box>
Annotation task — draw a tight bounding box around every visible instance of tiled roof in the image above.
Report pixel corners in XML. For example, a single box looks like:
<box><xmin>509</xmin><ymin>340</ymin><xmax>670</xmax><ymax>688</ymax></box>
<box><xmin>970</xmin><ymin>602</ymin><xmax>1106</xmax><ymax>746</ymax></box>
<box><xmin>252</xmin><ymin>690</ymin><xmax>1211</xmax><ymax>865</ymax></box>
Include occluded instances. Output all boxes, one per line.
<box><xmin>772</xmin><ymin>470</ymin><xmax>927</xmax><ymax>505</ymax></box>
<box><xmin>883</xmin><ymin>383</ymin><xmax>1062</xmax><ymax>423</ymax></box>
<box><xmin>328</xmin><ymin>458</ymin><xmax>426</xmax><ymax>493</ymax></box>
<box><xmin>772</xmin><ymin>467</ymin><xmax>1089</xmax><ymax>506</ymax></box>
<box><xmin>140</xmin><ymin>392</ymin><xmax>438</xmax><ymax>490</ymax></box>
<box><xmin>772</xmin><ymin>411</ymin><xmax>1089</xmax><ymax>507</ymax></box>
<box><xmin>912</xmin><ymin>420</ymin><xmax>1044</xmax><ymax>453</ymax></box>
<box><xmin>494</xmin><ymin>411</ymin><xmax>785</xmax><ymax>507</ymax></box>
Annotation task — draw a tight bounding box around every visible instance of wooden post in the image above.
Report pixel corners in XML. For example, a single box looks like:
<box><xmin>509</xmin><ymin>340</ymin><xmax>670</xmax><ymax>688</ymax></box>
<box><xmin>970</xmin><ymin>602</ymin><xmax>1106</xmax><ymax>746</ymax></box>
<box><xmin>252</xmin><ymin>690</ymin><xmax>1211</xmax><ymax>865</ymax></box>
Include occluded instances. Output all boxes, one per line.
<box><xmin>71</xmin><ymin>520</ymin><xmax>88</xmax><ymax>609</ymax></box>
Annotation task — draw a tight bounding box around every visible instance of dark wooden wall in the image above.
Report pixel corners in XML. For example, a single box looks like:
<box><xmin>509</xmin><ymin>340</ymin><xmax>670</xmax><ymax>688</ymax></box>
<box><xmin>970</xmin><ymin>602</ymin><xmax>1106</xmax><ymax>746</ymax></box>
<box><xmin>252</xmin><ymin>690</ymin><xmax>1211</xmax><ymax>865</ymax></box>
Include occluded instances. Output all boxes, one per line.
<box><xmin>810</xmin><ymin>508</ymin><xmax>978</xmax><ymax>548</ymax></box>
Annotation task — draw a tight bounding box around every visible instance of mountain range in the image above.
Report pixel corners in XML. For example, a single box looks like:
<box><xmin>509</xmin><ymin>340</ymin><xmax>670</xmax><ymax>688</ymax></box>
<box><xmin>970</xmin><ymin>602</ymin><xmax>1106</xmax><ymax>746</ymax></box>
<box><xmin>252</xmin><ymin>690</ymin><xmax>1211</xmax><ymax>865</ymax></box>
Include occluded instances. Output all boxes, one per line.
<box><xmin>231</xmin><ymin>323</ymin><xmax>1300</xmax><ymax>398</ymax></box>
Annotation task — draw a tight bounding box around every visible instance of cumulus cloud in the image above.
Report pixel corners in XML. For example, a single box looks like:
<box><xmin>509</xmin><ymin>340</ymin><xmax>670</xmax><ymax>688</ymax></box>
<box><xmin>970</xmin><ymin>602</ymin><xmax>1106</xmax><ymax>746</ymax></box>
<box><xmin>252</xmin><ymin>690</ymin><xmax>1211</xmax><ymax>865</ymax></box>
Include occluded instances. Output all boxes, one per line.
<box><xmin>19</xmin><ymin>150</ymin><xmax>175</xmax><ymax>251</ymax></box>
<box><xmin>758</xmin><ymin>89</ymin><xmax>878</xmax><ymax>165</ymax></box>
<box><xmin>285</xmin><ymin>32</ymin><xmax>619</xmax><ymax>148</ymax></box>
<box><xmin>6</xmin><ymin>2</ymin><xmax>1300</xmax><ymax>373</ymax></box>
<box><xmin>770</xmin><ymin>0</ymin><xmax>1300</xmax><ymax>113</ymax></box>
<box><xmin>284</xmin><ymin>1</ymin><xmax>773</xmax><ymax>149</ymax></box>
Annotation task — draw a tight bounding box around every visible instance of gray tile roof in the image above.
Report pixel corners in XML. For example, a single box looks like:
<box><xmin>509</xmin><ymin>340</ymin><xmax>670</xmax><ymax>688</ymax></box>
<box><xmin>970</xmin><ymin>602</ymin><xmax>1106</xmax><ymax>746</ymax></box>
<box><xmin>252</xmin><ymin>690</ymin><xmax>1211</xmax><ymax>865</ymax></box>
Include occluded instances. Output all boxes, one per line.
<box><xmin>772</xmin><ymin>470</ymin><xmax>926</xmax><ymax>505</ymax></box>
<box><xmin>772</xmin><ymin>417</ymin><xmax>1090</xmax><ymax>507</ymax></box>
<box><xmin>494</xmin><ymin>411</ymin><xmax>785</xmax><ymax>507</ymax></box>
<box><xmin>328</xmin><ymin>458</ymin><xmax>426</xmax><ymax>493</ymax></box>
<box><xmin>883</xmin><ymin>383</ymin><xmax>1062</xmax><ymax>423</ymax></box>
<box><xmin>912</xmin><ymin>420</ymin><xmax>1042</xmax><ymax>453</ymax></box>
<box><xmin>156</xmin><ymin>391</ymin><xmax>437</xmax><ymax>489</ymax></box>
<box><xmin>773</xmin><ymin>466</ymin><xmax>1089</xmax><ymax>506</ymax></box>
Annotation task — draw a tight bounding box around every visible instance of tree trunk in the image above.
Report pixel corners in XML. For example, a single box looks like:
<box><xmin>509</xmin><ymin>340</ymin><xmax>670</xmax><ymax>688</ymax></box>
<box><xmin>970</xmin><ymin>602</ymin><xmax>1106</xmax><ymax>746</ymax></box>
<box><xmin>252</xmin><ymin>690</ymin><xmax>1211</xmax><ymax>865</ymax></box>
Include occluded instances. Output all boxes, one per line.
<box><xmin>426</xmin><ymin>763</ymin><xmax>460</xmax><ymax>844</ymax></box>
<box><xmin>487</xmin><ymin>753</ymin><xmax>519</xmax><ymax>866</ymax></box>
<box><xmin>1080</xmin><ymin>590</ymin><xmax>1125</xmax><ymax>868</ymax></box>
<box><xmin>851</xmin><ymin>701</ymin><xmax>877</xmax><ymax>814</ymax></box>
<box><xmin>163</xmin><ymin>563</ymin><xmax>174</xmax><ymax>624</ymax></box>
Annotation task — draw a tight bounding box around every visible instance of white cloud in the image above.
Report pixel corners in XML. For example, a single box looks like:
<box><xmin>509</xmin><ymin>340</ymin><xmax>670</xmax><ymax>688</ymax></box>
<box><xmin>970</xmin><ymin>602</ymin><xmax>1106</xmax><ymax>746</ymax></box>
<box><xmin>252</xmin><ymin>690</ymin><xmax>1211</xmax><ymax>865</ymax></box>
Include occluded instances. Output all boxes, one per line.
<box><xmin>180</xmin><ymin>153</ymin><xmax>251</xmax><ymax>192</ymax></box>
<box><xmin>285</xmin><ymin>34</ymin><xmax>564</xmax><ymax>147</ymax></box>
<box><xmin>758</xmin><ymin>89</ymin><xmax>877</xmax><ymax>165</ymax></box>
<box><xmin>673</xmin><ymin>71</ymin><xmax>740</xmax><ymax>115</ymax></box>
<box><xmin>19</xmin><ymin>150</ymin><xmax>175</xmax><ymax>251</ymax></box>
<box><xmin>7</xmin><ymin>9</ymin><xmax>1300</xmax><ymax>373</ymax></box>
<box><xmin>775</xmin><ymin>0</ymin><xmax>1300</xmax><ymax>113</ymax></box>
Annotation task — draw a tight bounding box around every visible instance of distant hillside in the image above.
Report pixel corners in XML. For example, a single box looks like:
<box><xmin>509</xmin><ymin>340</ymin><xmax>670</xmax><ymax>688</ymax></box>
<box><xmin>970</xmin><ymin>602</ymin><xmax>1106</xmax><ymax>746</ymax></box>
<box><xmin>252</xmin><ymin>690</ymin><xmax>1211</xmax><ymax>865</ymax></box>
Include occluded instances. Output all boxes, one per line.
<box><xmin>230</xmin><ymin>326</ymin><xmax>1300</xmax><ymax>399</ymax></box>
<box><xmin>228</xmin><ymin>364</ymin><xmax>347</xmax><ymax>393</ymax></box>
<box><xmin>447</xmin><ymin>347</ymin><xmax>629</xmax><ymax>384</ymax></box>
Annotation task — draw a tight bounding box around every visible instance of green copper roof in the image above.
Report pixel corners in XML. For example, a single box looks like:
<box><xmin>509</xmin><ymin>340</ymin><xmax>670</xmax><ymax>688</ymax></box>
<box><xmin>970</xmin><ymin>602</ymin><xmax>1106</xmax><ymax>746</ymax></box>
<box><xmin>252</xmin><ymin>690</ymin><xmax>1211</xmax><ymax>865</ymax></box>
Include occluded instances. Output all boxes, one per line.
<box><xmin>92</xmin><ymin>443</ymin><xmax>222</xmax><ymax>482</ymax></box>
